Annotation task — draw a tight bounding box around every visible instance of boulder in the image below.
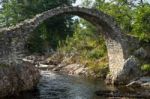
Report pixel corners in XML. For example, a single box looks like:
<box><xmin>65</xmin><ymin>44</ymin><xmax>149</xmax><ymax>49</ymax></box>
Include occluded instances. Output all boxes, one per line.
<box><xmin>0</xmin><ymin>62</ymin><xmax>40</xmax><ymax>97</ymax></box>
<box><xmin>95</xmin><ymin>89</ymin><xmax>150</xmax><ymax>98</ymax></box>
<box><xmin>134</xmin><ymin>47</ymin><xmax>147</xmax><ymax>58</ymax></box>
<box><xmin>126</xmin><ymin>81</ymin><xmax>141</xmax><ymax>88</ymax></box>
<box><xmin>141</xmin><ymin>82</ymin><xmax>150</xmax><ymax>88</ymax></box>
<box><xmin>113</xmin><ymin>56</ymin><xmax>141</xmax><ymax>85</ymax></box>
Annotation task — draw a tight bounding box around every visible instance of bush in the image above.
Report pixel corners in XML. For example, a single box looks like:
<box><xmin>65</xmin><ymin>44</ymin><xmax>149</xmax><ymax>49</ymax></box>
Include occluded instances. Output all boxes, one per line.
<box><xmin>88</xmin><ymin>48</ymin><xmax>106</xmax><ymax>59</ymax></box>
<box><xmin>86</xmin><ymin>57</ymin><xmax>109</xmax><ymax>78</ymax></box>
<box><xmin>57</xmin><ymin>19</ymin><xmax>109</xmax><ymax>78</ymax></box>
<box><xmin>141</xmin><ymin>64</ymin><xmax>150</xmax><ymax>71</ymax></box>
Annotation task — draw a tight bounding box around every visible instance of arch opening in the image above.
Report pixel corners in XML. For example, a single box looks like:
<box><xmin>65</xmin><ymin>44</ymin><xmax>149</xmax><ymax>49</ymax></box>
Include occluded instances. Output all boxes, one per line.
<box><xmin>0</xmin><ymin>6</ymin><xmax>129</xmax><ymax>84</ymax></box>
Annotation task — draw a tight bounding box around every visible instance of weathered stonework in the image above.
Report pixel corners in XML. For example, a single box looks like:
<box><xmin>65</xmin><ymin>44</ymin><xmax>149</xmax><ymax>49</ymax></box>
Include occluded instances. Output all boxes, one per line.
<box><xmin>0</xmin><ymin>62</ymin><xmax>40</xmax><ymax>97</ymax></box>
<box><xmin>0</xmin><ymin>6</ymin><xmax>142</xmax><ymax>84</ymax></box>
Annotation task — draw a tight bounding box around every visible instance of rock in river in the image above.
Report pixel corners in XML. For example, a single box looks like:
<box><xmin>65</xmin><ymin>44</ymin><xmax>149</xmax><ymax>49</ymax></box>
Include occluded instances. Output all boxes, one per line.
<box><xmin>0</xmin><ymin>61</ymin><xmax>40</xmax><ymax>97</ymax></box>
<box><xmin>126</xmin><ymin>77</ymin><xmax>150</xmax><ymax>89</ymax></box>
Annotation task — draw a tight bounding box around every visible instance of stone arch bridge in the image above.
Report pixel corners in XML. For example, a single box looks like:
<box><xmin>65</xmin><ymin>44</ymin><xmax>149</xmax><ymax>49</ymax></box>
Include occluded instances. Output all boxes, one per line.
<box><xmin>0</xmin><ymin>6</ymin><xmax>141</xmax><ymax>84</ymax></box>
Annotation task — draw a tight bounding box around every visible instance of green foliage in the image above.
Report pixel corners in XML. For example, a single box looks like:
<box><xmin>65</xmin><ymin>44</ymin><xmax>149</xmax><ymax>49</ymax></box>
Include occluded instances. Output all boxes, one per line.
<box><xmin>87</xmin><ymin>47</ymin><xmax>106</xmax><ymax>59</ymax></box>
<box><xmin>58</xmin><ymin>19</ymin><xmax>108</xmax><ymax>77</ymax></box>
<box><xmin>86</xmin><ymin>57</ymin><xmax>108</xmax><ymax>77</ymax></box>
<box><xmin>1</xmin><ymin>0</ymin><xmax>149</xmax><ymax>77</ymax></box>
<box><xmin>26</xmin><ymin>23</ymin><xmax>47</xmax><ymax>53</ymax></box>
<box><xmin>0</xmin><ymin>0</ymin><xmax>75</xmax><ymax>53</ymax></box>
<box><xmin>96</xmin><ymin>0</ymin><xmax>132</xmax><ymax>33</ymax></box>
<box><xmin>132</xmin><ymin>4</ymin><xmax>150</xmax><ymax>41</ymax></box>
<box><xmin>0</xmin><ymin>0</ymin><xmax>24</xmax><ymax>27</ymax></box>
<box><xmin>95</xmin><ymin>0</ymin><xmax>150</xmax><ymax>41</ymax></box>
<box><xmin>141</xmin><ymin>64</ymin><xmax>150</xmax><ymax>71</ymax></box>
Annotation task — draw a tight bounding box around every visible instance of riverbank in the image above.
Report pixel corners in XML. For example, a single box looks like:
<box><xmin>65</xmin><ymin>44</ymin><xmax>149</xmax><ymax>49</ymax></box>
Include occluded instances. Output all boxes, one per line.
<box><xmin>23</xmin><ymin>52</ymin><xmax>150</xmax><ymax>83</ymax></box>
<box><xmin>23</xmin><ymin>54</ymin><xmax>150</xmax><ymax>88</ymax></box>
<box><xmin>23</xmin><ymin>53</ymin><xmax>108</xmax><ymax>78</ymax></box>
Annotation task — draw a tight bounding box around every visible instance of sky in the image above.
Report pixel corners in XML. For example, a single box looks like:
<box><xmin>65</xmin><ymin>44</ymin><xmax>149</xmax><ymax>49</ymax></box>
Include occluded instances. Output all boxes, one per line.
<box><xmin>73</xmin><ymin>0</ymin><xmax>91</xmax><ymax>6</ymax></box>
<box><xmin>72</xmin><ymin>0</ymin><xmax>95</xmax><ymax>7</ymax></box>
<box><xmin>0</xmin><ymin>0</ymin><xmax>150</xmax><ymax>8</ymax></box>
<box><xmin>73</xmin><ymin>0</ymin><xmax>150</xmax><ymax>6</ymax></box>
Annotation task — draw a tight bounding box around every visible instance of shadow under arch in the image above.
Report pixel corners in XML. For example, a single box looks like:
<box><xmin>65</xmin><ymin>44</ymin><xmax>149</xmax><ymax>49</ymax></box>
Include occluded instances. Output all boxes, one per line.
<box><xmin>0</xmin><ymin>6</ymin><xmax>129</xmax><ymax>84</ymax></box>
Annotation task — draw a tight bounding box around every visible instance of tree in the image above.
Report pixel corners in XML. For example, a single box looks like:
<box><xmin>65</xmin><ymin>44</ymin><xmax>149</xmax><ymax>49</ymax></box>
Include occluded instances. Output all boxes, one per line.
<box><xmin>95</xmin><ymin>0</ymin><xmax>133</xmax><ymax>33</ymax></box>
<box><xmin>132</xmin><ymin>3</ymin><xmax>150</xmax><ymax>41</ymax></box>
<box><xmin>0</xmin><ymin>0</ymin><xmax>76</xmax><ymax>53</ymax></box>
<box><xmin>95</xmin><ymin>0</ymin><xmax>150</xmax><ymax>41</ymax></box>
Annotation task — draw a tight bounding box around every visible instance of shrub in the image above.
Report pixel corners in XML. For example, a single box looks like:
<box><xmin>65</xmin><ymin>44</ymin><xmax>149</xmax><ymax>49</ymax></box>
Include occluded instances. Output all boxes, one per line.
<box><xmin>56</xmin><ymin>19</ymin><xmax>109</xmax><ymax>78</ymax></box>
<box><xmin>141</xmin><ymin>64</ymin><xmax>150</xmax><ymax>71</ymax></box>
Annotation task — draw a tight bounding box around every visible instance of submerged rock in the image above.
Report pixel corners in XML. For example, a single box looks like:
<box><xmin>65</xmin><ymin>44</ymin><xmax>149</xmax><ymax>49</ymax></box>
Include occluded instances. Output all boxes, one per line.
<box><xmin>95</xmin><ymin>89</ymin><xmax>150</xmax><ymax>98</ymax></box>
<box><xmin>126</xmin><ymin>77</ymin><xmax>150</xmax><ymax>89</ymax></box>
<box><xmin>0</xmin><ymin>62</ymin><xmax>40</xmax><ymax>97</ymax></box>
<box><xmin>60</xmin><ymin>64</ymin><xmax>86</xmax><ymax>75</ymax></box>
<box><xmin>134</xmin><ymin>47</ymin><xmax>147</xmax><ymax>58</ymax></box>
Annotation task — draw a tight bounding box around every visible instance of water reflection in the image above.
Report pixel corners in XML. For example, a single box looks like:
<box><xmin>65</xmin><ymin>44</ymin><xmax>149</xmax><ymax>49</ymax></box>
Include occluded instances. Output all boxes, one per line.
<box><xmin>3</xmin><ymin>70</ymin><xmax>112</xmax><ymax>99</ymax></box>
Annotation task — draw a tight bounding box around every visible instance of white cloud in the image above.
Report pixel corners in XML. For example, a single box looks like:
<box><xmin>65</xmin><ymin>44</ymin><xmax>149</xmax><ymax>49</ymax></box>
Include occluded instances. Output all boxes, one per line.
<box><xmin>72</xmin><ymin>0</ymin><xmax>82</xmax><ymax>6</ymax></box>
<box><xmin>72</xmin><ymin>0</ymin><xmax>95</xmax><ymax>7</ymax></box>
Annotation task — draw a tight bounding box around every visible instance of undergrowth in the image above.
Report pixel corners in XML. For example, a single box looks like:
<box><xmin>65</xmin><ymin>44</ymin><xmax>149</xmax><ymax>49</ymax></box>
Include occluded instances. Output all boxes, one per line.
<box><xmin>57</xmin><ymin>19</ymin><xmax>109</xmax><ymax>78</ymax></box>
<box><xmin>141</xmin><ymin>64</ymin><xmax>150</xmax><ymax>72</ymax></box>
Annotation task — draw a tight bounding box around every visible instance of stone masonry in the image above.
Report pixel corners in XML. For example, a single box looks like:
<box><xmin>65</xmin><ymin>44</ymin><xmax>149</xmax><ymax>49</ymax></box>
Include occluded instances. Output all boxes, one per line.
<box><xmin>0</xmin><ymin>6</ymin><xmax>141</xmax><ymax>84</ymax></box>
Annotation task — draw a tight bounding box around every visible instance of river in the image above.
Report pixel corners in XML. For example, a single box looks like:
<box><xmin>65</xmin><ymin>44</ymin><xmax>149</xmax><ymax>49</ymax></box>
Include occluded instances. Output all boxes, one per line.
<box><xmin>4</xmin><ymin>70</ymin><xmax>118</xmax><ymax>99</ymax></box>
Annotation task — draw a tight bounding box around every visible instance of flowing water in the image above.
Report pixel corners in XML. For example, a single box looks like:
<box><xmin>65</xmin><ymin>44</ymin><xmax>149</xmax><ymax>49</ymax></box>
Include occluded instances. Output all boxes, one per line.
<box><xmin>4</xmin><ymin>70</ymin><xmax>117</xmax><ymax>99</ymax></box>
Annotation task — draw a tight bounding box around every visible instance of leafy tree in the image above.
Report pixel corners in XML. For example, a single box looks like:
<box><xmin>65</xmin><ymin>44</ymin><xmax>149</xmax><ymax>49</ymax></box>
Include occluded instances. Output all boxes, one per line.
<box><xmin>57</xmin><ymin>18</ymin><xmax>108</xmax><ymax>77</ymax></box>
<box><xmin>132</xmin><ymin>4</ymin><xmax>150</xmax><ymax>41</ymax></box>
<box><xmin>95</xmin><ymin>0</ymin><xmax>133</xmax><ymax>33</ymax></box>
<box><xmin>0</xmin><ymin>0</ymin><xmax>24</xmax><ymax>27</ymax></box>
<box><xmin>95</xmin><ymin>0</ymin><xmax>150</xmax><ymax>41</ymax></box>
<box><xmin>0</xmin><ymin>0</ymin><xmax>76</xmax><ymax>53</ymax></box>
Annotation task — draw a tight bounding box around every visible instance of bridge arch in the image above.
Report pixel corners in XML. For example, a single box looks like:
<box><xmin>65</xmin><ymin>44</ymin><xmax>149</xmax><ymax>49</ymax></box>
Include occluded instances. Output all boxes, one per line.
<box><xmin>0</xmin><ymin>6</ymin><xmax>129</xmax><ymax>84</ymax></box>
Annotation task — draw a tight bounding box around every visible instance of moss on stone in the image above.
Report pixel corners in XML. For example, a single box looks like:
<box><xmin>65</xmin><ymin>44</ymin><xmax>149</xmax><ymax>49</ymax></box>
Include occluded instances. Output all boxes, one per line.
<box><xmin>0</xmin><ymin>64</ymin><xmax>9</xmax><ymax>68</ymax></box>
